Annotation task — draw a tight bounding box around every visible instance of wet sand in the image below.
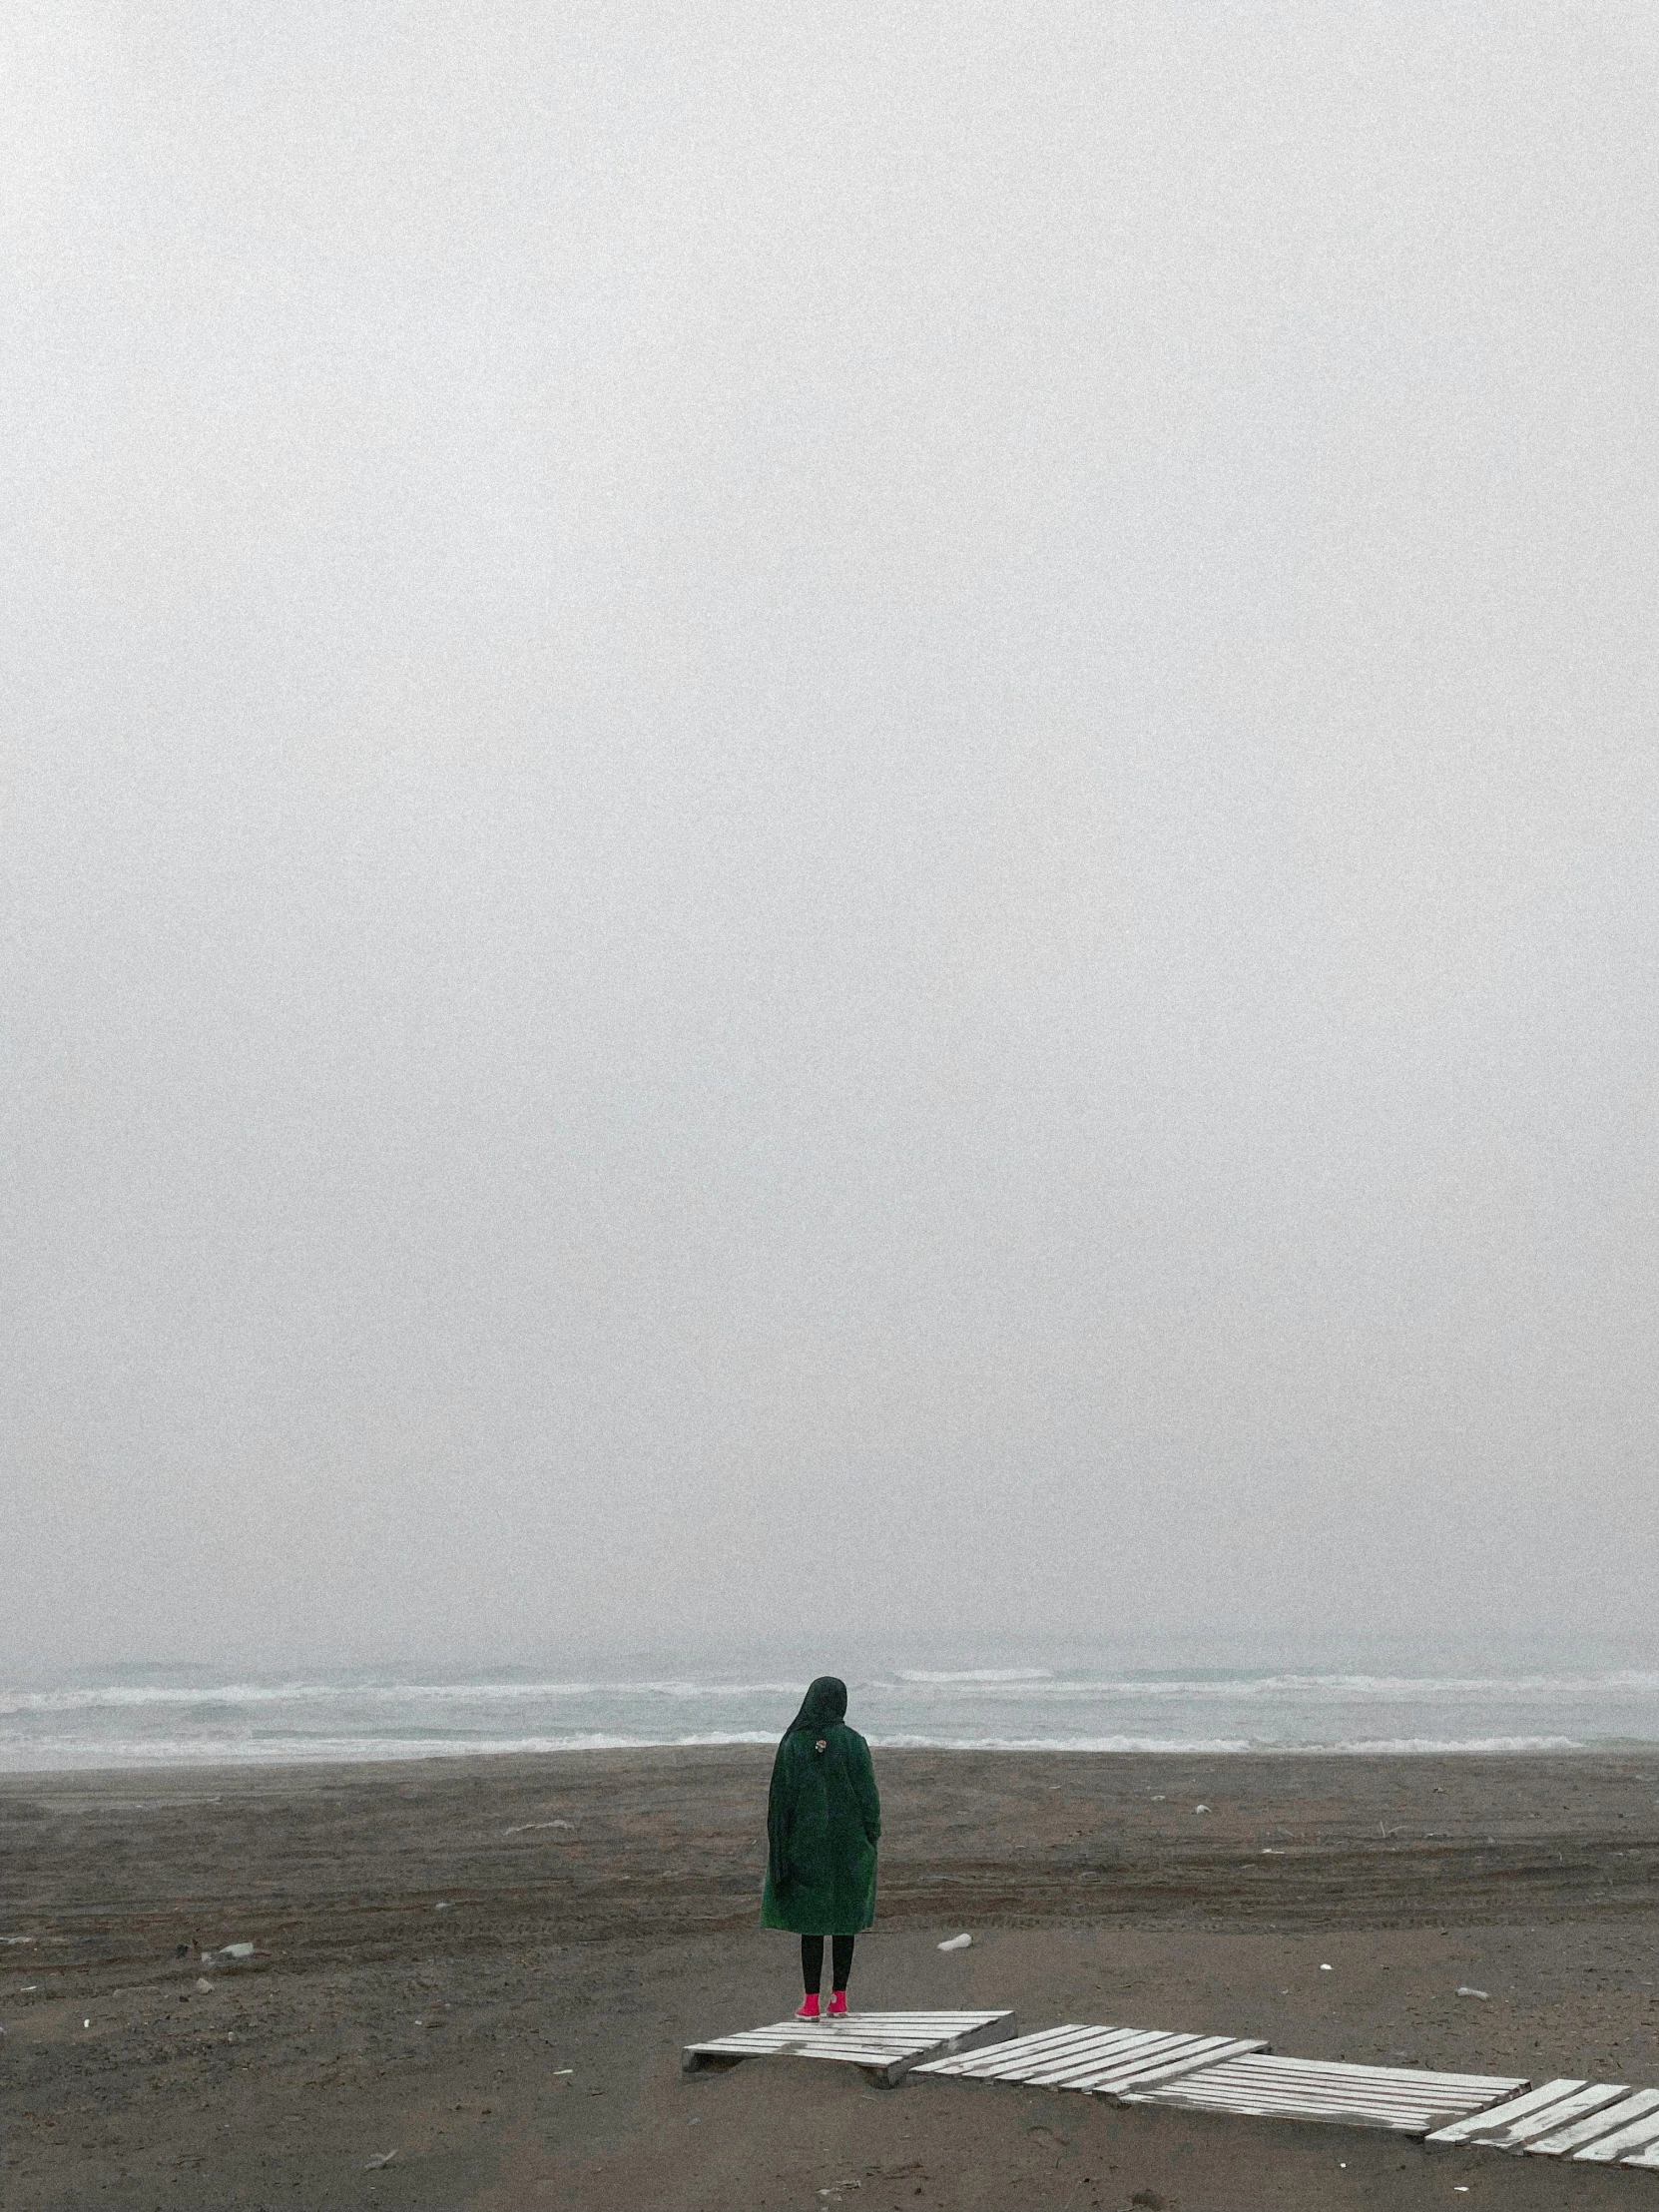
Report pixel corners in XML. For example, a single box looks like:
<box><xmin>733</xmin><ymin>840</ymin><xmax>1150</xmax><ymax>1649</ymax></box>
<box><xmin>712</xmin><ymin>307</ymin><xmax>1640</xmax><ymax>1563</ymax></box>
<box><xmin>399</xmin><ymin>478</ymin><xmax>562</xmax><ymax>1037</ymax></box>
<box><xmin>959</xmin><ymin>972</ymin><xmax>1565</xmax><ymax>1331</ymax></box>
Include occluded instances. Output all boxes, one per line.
<box><xmin>5</xmin><ymin>1747</ymin><xmax>1659</xmax><ymax>2209</ymax></box>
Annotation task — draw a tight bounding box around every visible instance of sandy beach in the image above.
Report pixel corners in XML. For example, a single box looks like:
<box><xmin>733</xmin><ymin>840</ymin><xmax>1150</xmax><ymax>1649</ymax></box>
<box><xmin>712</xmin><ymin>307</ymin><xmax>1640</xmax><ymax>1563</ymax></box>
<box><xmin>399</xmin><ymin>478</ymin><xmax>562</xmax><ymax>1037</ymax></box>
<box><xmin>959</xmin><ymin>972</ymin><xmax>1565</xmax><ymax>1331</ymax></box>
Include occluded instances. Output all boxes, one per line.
<box><xmin>5</xmin><ymin>1747</ymin><xmax>1659</xmax><ymax>2209</ymax></box>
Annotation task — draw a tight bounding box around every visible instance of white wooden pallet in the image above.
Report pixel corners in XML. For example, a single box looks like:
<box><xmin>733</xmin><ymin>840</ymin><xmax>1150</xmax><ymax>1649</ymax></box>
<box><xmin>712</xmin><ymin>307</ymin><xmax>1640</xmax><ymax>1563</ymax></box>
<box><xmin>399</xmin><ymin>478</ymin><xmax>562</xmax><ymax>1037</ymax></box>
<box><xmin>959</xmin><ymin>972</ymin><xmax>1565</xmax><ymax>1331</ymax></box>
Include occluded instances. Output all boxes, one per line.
<box><xmin>1125</xmin><ymin>2050</ymin><xmax>1525</xmax><ymax>2136</ymax></box>
<box><xmin>914</xmin><ymin>2022</ymin><xmax>1268</xmax><ymax>2097</ymax></box>
<box><xmin>682</xmin><ymin>2009</ymin><xmax>1015</xmax><ymax>2088</ymax></box>
<box><xmin>686</xmin><ymin>2006</ymin><xmax>1659</xmax><ymax>2174</ymax></box>
<box><xmin>1428</xmin><ymin>2078</ymin><xmax>1659</xmax><ymax>2165</ymax></box>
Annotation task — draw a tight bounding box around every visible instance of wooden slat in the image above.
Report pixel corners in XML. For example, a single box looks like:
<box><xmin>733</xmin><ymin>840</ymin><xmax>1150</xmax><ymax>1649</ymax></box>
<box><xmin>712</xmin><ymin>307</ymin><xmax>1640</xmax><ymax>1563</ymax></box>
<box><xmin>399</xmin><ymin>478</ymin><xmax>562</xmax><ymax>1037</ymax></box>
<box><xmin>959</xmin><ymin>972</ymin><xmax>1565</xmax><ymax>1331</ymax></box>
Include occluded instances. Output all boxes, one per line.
<box><xmin>1140</xmin><ymin>2088</ymin><xmax>1490</xmax><ymax>2133</ymax></box>
<box><xmin>1131</xmin><ymin>2052</ymin><xmax>1523</xmax><ymax>2136</ymax></box>
<box><xmin>863</xmin><ymin>2011</ymin><xmax>1016</xmax><ymax>2087</ymax></box>
<box><xmin>796</xmin><ymin>2043</ymin><xmax>939</xmax><ymax>2063</ymax></box>
<box><xmin>1570</xmin><ymin>2096</ymin><xmax>1659</xmax><ymax>2164</ymax></box>
<box><xmin>1146</xmin><ymin>2080</ymin><xmax>1465</xmax><ymax>2111</ymax></box>
<box><xmin>1425</xmin><ymin>2079</ymin><xmax>1589</xmax><ymax>2146</ymax></box>
<box><xmin>1043</xmin><ymin>2032</ymin><xmax>1208</xmax><ymax>2090</ymax></box>
<box><xmin>689</xmin><ymin>2010</ymin><xmax>1007</xmax><ymax>2052</ymax></box>
<box><xmin>919</xmin><ymin>2023</ymin><xmax>1197</xmax><ymax>2087</ymax></box>
<box><xmin>1015</xmin><ymin>2028</ymin><xmax>1192</xmax><ymax>2088</ymax></box>
<box><xmin>915</xmin><ymin>2023</ymin><xmax>1125</xmax><ymax>2080</ymax></box>
<box><xmin>683</xmin><ymin>2009</ymin><xmax>1014</xmax><ymax>2083</ymax></box>
<box><xmin>1480</xmin><ymin>2083</ymin><xmax>1629</xmax><ymax>2151</ymax></box>
<box><xmin>1157</xmin><ymin>2055</ymin><xmax>1517</xmax><ymax>2095</ymax></box>
<box><xmin>1154</xmin><ymin>2082</ymin><xmax>1504</xmax><ymax>2113</ymax></box>
<box><xmin>1050</xmin><ymin>2033</ymin><xmax>1223</xmax><ymax>2091</ymax></box>
<box><xmin>1529</xmin><ymin>2088</ymin><xmax>1659</xmax><ymax>2158</ymax></box>
<box><xmin>917</xmin><ymin>2028</ymin><xmax>1099</xmax><ymax>2078</ymax></box>
<box><xmin>916</xmin><ymin>2022</ymin><xmax>1271</xmax><ymax>2102</ymax></box>
<box><xmin>1092</xmin><ymin>2036</ymin><xmax>1268</xmax><ymax>2093</ymax></box>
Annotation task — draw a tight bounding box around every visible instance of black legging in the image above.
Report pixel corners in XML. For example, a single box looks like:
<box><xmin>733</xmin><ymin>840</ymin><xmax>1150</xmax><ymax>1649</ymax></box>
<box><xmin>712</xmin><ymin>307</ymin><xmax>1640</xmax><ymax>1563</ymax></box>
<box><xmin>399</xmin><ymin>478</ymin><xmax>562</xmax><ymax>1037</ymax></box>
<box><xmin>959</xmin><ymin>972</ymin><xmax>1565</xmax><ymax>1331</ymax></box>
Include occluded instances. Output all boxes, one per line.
<box><xmin>801</xmin><ymin>1934</ymin><xmax>855</xmax><ymax>1993</ymax></box>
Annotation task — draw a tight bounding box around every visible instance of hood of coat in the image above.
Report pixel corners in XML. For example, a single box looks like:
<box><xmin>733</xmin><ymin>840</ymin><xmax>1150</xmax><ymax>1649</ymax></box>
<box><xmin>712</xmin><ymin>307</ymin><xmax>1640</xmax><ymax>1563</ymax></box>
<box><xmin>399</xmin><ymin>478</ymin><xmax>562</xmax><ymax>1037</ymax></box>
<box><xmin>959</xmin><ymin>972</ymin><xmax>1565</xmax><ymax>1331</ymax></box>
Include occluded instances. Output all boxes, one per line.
<box><xmin>785</xmin><ymin>1676</ymin><xmax>848</xmax><ymax>1733</ymax></box>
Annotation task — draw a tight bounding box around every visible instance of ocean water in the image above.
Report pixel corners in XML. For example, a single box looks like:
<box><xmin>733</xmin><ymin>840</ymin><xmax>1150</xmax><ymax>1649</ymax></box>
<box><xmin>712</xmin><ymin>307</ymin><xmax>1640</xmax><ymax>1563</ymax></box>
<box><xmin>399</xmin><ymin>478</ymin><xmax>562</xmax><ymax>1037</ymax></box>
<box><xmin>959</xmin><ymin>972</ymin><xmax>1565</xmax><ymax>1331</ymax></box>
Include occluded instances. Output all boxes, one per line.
<box><xmin>6</xmin><ymin>1661</ymin><xmax>1659</xmax><ymax>1773</ymax></box>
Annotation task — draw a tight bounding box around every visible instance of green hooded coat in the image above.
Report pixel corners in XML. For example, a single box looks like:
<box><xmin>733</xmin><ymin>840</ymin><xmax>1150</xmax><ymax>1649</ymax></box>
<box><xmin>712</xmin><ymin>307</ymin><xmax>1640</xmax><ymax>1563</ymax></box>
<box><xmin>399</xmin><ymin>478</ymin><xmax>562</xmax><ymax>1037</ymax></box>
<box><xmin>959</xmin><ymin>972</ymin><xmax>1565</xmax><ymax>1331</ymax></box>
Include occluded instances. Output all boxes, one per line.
<box><xmin>760</xmin><ymin>1677</ymin><xmax>880</xmax><ymax>1936</ymax></box>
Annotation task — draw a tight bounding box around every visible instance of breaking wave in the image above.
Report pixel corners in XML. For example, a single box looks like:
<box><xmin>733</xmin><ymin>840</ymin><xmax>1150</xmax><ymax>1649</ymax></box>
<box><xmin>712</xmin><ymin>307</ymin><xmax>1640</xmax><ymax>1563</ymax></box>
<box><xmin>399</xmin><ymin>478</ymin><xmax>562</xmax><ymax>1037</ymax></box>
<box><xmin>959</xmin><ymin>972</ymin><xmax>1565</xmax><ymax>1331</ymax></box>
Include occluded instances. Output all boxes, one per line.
<box><xmin>0</xmin><ymin>1679</ymin><xmax>807</xmax><ymax>1717</ymax></box>
<box><xmin>896</xmin><ymin>1668</ymin><xmax>1057</xmax><ymax>1684</ymax></box>
<box><xmin>3</xmin><ymin>1663</ymin><xmax>1653</xmax><ymax>1772</ymax></box>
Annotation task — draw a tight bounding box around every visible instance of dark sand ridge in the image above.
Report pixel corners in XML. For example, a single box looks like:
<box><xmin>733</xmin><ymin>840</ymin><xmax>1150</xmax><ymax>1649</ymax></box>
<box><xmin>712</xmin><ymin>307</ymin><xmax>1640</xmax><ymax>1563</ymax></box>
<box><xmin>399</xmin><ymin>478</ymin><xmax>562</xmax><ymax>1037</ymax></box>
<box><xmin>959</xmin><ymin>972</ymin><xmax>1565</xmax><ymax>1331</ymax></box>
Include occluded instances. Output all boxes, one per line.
<box><xmin>4</xmin><ymin>1748</ymin><xmax>1659</xmax><ymax>2208</ymax></box>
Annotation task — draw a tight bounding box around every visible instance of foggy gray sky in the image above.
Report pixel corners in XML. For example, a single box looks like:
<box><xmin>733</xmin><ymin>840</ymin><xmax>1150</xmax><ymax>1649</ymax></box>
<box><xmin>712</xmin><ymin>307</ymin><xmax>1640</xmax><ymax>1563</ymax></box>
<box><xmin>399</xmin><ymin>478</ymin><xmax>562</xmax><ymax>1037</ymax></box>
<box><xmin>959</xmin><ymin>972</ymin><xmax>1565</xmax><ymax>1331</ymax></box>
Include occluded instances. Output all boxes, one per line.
<box><xmin>5</xmin><ymin>3</ymin><xmax>1657</xmax><ymax>1670</ymax></box>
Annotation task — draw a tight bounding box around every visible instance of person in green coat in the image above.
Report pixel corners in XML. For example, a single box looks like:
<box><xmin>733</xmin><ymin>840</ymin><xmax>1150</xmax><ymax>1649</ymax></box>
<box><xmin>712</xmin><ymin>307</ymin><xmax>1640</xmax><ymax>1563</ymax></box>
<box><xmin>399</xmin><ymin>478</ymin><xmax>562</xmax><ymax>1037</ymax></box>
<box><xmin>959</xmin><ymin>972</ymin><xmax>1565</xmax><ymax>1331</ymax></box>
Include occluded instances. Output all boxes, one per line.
<box><xmin>761</xmin><ymin>1676</ymin><xmax>880</xmax><ymax>2019</ymax></box>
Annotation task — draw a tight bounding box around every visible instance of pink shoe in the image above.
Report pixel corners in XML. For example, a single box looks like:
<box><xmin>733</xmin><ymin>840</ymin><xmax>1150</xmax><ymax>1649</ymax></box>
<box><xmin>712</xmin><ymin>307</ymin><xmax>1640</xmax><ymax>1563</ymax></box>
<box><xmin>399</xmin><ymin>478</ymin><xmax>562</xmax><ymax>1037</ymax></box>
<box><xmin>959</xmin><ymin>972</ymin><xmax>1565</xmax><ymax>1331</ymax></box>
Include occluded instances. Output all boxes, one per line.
<box><xmin>827</xmin><ymin>1991</ymin><xmax>848</xmax><ymax>2018</ymax></box>
<box><xmin>795</xmin><ymin>1992</ymin><xmax>821</xmax><ymax>2020</ymax></box>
